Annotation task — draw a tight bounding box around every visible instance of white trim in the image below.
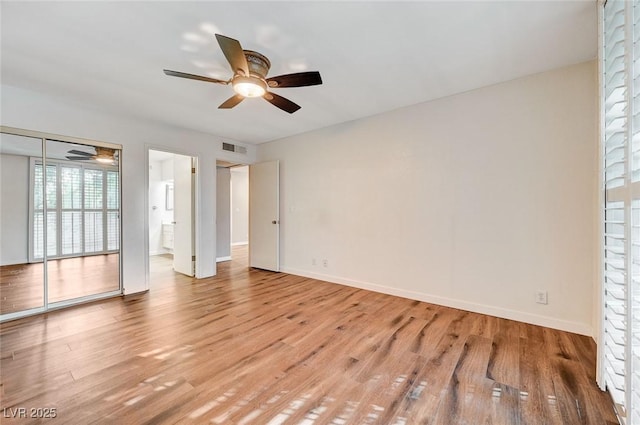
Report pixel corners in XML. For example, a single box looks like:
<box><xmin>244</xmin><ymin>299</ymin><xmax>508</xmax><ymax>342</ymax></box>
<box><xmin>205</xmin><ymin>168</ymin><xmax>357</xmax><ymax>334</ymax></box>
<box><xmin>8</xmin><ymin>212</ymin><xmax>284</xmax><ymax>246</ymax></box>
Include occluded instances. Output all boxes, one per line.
<box><xmin>231</xmin><ymin>241</ymin><xmax>248</xmax><ymax>246</ymax></box>
<box><xmin>0</xmin><ymin>290</ymin><xmax>122</xmax><ymax>322</ymax></box>
<box><xmin>216</xmin><ymin>256</ymin><xmax>232</xmax><ymax>262</ymax></box>
<box><xmin>0</xmin><ymin>125</ymin><xmax>122</xmax><ymax>150</ymax></box>
<box><xmin>596</xmin><ymin>0</ymin><xmax>606</xmax><ymax>391</ymax></box>
<box><xmin>623</xmin><ymin>0</ymin><xmax>634</xmax><ymax>416</ymax></box>
<box><xmin>0</xmin><ymin>305</ymin><xmax>46</xmax><ymax>322</ymax></box>
<box><xmin>281</xmin><ymin>267</ymin><xmax>593</xmax><ymax>337</ymax></box>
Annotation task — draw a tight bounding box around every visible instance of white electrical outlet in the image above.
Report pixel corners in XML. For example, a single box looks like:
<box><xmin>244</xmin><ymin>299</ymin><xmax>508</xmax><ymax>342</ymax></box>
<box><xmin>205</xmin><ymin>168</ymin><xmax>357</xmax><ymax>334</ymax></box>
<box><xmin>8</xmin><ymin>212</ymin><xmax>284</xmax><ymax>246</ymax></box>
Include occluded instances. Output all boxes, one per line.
<box><xmin>535</xmin><ymin>291</ymin><xmax>548</xmax><ymax>305</ymax></box>
<box><xmin>312</xmin><ymin>258</ymin><xmax>316</xmax><ymax>266</ymax></box>
<box><xmin>323</xmin><ymin>259</ymin><xmax>328</xmax><ymax>268</ymax></box>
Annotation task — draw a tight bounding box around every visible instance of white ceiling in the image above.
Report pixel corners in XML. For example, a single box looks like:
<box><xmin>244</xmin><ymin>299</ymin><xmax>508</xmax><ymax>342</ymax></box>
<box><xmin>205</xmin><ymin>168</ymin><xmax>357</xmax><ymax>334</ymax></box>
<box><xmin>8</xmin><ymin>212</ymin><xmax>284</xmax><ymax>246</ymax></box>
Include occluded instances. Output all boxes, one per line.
<box><xmin>1</xmin><ymin>1</ymin><xmax>596</xmax><ymax>145</ymax></box>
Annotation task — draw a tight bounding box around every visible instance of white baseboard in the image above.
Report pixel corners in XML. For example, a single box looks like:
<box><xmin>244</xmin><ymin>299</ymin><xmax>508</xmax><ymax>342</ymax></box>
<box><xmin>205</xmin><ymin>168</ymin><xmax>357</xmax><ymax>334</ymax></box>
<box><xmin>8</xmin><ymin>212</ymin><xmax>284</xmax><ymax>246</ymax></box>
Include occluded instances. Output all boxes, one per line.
<box><xmin>280</xmin><ymin>266</ymin><xmax>593</xmax><ymax>337</ymax></box>
<box><xmin>0</xmin><ymin>258</ymin><xmax>29</xmax><ymax>266</ymax></box>
<box><xmin>216</xmin><ymin>256</ymin><xmax>232</xmax><ymax>262</ymax></box>
<box><xmin>232</xmin><ymin>241</ymin><xmax>248</xmax><ymax>246</ymax></box>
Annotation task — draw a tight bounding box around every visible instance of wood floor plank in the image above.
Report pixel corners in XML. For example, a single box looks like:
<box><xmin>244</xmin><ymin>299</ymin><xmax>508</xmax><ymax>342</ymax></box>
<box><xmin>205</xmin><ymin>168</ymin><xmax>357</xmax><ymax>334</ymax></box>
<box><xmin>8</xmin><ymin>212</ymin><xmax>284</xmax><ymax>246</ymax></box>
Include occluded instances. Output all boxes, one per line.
<box><xmin>409</xmin><ymin>306</ymin><xmax>459</xmax><ymax>357</ymax></box>
<box><xmin>519</xmin><ymin>324</ymin><xmax>564</xmax><ymax>425</ymax></box>
<box><xmin>486</xmin><ymin>319</ymin><xmax>521</xmax><ymax>389</ymax></box>
<box><xmin>0</xmin><ymin>246</ymin><xmax>618</xmax><ymax>424</ymax></box>
<box><xmin>350</xmin><ymin>315</ymin><xmax>427</xmax><ymax>384</ymax></box>
<box><xmin>431</xmin><ymin>334</ymin><xmax>495</xmax><ymax>425</ymax></box>
<box><xmin>0</xmin><ymin>254</ymin><xmax>119</xmax><ymax>315</ymax></box>
<box><xmin>543</xmin><ymin>327</ymin><xmax>619</xmax><ymax>425</ymax></box>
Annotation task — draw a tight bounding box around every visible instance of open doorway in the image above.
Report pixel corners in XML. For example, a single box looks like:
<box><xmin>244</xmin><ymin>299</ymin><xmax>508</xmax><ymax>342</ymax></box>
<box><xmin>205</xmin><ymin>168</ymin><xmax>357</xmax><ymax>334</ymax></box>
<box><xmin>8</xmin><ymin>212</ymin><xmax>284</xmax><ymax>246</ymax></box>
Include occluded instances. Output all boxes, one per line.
<box><xmin>217</xmin><ymin>159</ymin><xmax>279</xmax><ymax>273</ymax></box>
<box><xmin>149</xmin><ymin>149</ymin><xmax>196</xmax><ymax>282</ymax></box>
<box><xmin>216</xmin><ymin>162</ymin><xmax>249</xmax><ymax>268</ymax></box>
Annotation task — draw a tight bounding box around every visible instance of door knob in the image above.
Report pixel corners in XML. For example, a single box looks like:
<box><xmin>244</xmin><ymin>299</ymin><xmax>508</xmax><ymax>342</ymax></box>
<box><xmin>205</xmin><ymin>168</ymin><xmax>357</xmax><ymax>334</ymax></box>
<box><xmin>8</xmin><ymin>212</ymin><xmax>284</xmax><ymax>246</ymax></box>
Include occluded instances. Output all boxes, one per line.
<box><xmin>272</xmin><ymin>220</ymin><xmax>278</xmax><ymax>224</ymax></box>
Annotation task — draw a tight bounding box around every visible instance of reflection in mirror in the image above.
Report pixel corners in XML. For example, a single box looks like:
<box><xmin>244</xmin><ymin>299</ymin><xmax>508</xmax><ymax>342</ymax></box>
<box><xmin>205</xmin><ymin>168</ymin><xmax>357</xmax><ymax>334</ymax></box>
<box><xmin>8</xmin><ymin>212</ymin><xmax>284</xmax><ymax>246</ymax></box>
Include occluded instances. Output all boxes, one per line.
<box><xmin>44</xmin><ymin>139</ymin><xmax>120</xmax><ymax>304</ymax></box>
<box><xmin>0</xmin><ymin>133</ymin><xmax>45</xmax><ymax>315</ymax></box>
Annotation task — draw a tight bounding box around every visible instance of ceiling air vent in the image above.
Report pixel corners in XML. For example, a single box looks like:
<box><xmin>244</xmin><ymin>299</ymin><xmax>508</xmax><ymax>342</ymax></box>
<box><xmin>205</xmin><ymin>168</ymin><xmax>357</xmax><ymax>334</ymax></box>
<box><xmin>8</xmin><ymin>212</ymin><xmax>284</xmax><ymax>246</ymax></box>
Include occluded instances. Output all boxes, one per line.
<box><xmin>222</xmin><ymin>142</ymin><xmax>247</xmax><ymax>154</ymax></box>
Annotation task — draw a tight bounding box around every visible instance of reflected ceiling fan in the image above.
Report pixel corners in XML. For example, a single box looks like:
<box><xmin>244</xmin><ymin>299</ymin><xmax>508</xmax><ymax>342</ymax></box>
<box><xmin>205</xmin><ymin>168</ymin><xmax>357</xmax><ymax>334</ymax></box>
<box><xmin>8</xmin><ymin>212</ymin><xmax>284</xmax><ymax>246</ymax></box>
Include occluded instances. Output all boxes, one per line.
<box><xmin>163</xmin><ymin>34</ymin><xmax>322</xmax><ymax>113</ymax></box>
<box><xmin>66</xmin><ymin>147</ymin><xmax>116</xmax><ymax>164</ymax></box>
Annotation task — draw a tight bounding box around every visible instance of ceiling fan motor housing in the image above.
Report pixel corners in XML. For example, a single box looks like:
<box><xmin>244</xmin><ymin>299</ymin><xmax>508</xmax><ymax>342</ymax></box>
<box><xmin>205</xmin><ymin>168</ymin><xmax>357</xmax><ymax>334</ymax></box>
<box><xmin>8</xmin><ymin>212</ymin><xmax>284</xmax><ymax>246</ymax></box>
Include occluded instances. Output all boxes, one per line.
<box><xmin>95</xmin><ymin>147</ymin><xmax>114</xmax><ymax>156</ymax></box>
<box><xmin>243</xmin><ymin>50</ymin><xmax>271</xmax><ymax>79</ymax></box>
<box><xmin>231</xmin><ymin>50</ymin><xmax>271</xmax><ymax>97</ymax></box>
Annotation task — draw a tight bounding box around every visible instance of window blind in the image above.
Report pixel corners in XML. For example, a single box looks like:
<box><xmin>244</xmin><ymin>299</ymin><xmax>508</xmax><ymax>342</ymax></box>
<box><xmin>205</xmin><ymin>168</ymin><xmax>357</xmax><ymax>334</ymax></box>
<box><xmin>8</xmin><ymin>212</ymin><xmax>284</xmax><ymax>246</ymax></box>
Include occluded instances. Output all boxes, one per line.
<box><xmin>602</xmin><ymin>1</ymin><xmax>640</xmax><ymax>422</ymax></box>
<box><xmin>33</xmin><ymin>165</ymin><xmax>58</xmax><ymax>258</ymax></box>
<box><xmin>60</xmin><ymin>166</ymin><xmax>82</xmax><ymax>255</ymax></box>
<box><xmin>84</xmin><ymin>169</ymin><xmax>103</xmax><ymax>210</ymax></box>
<box><xmin>32</xmin><ymin>160</ymin><xmax>119</xmax><ymax>260</ymax></box>
<box><xmin>603</xmin><ymin>0</ymin><xmax>627</xmax><ymax>411</ymax></box>
<box><xmin>604</xmin><ymin>201</ymin><xmax>626</xmax><ymax>410</ymax></box>
<box><xmin>61</xmin><ymin>211</ymin><xmax>82</xmax><ymax>255</ymax></box>
<box><xmin>61</xmin><ymin>166</ymin><xmax>81</xmax><ymax>209</ymax></box>
<box><xmin>106</xmin><ymin>170</ymin><xmax>119</xmax><ymax>251</ymax></box>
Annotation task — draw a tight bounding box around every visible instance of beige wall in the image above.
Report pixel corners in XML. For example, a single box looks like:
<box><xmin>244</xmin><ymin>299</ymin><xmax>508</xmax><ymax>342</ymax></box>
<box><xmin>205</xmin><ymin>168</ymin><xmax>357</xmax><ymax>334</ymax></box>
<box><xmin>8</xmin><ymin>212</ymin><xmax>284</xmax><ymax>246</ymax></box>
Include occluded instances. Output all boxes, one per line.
<box><xmin>216</xmin><ymin>167</ymin><xmax>231</xmax><ymax>260</ymax></box>
<box><xmin>231</xmin><ymin>166</ymin><xmax>249</xmax><ymax>245</ymax></box>
<box><xmin>258</xmin><ymin>61</ymin><xmax>598</xmax><ymax>335</ymax></box>
<box><xmin>0</xmin><ymin>154</ymin><xmax>29</xmax><ymax>265</ymax></box>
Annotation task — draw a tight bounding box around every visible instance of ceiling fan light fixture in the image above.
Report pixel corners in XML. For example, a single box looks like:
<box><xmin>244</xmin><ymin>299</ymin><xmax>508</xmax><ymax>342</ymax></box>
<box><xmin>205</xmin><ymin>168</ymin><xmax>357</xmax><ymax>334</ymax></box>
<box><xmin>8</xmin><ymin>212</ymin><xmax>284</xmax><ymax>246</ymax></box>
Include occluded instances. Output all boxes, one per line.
<box><xmin>95</xmin><ymin>156</ymin><xmax>114</xmax><ymax>164</ymax></box>
<box><xmin>95</xmin><ymin>147</ymin><xmax>115</xmax><ymax>164</ymax></box>
<box><xmin>232</xmin><ymin>76</ymin><xmax>266</xmax><ymax>98</ymax></box>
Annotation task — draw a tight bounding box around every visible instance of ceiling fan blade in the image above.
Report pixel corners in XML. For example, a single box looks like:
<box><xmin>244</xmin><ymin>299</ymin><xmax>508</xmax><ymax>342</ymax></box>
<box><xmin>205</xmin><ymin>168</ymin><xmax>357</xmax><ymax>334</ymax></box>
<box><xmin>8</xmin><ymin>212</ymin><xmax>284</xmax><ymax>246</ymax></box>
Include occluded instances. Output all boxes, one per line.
<box><xmin>263</xmin><ymin>92</ymin><xmax>301</xmax><ymax>114</ymax></box>
<box><xmin>67</xmin><ymin>149</ymin><xmax>93</xmax><ymax>156</ymax></box>
<box><xmin>66</xmin><ymin>156</ymin><xmax>93</xmax><ymax>161</ymax></box>
<box><xmin>266</xmin><ymin>71</ymin><xmax>323</xmax><ymax>88</ymax></box>
<box><xmin>218</xmin><ymin>94</ymin><xmax>245</xmax><ymax>109</ymax></box>
<box><xmin>215</xmin><ymin>34</ymin><xmax>249</xmax><ymax>77</ymax></box>
<box><xmin>163</xmin><ymin>69</ymin><xmax>228</xmax><ymax>85</ymax></box>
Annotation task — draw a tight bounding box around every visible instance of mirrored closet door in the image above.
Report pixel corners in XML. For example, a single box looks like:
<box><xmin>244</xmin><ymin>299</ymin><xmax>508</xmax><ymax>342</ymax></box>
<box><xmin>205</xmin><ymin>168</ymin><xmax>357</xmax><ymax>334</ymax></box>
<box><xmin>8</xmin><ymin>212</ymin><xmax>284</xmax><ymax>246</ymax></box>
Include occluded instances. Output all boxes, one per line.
<box><xmin>0</xmin><ymin>127</ymin><xmax>122</xmax><ymax>321</ymax></box>
<box><xmin>0</xmin><ymin>132</ymin><xmax>45</xmax><ymax>315</ymax></box>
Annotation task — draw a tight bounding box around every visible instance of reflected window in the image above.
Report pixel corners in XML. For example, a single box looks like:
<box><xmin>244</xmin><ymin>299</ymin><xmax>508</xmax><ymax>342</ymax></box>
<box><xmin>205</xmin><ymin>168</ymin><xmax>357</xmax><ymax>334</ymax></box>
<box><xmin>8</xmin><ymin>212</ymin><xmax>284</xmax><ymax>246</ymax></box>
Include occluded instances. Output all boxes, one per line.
<box><xmin>1</xmin><ymin>128</ymin><xmax>122</xmax><ymax>320</ymax></box>
<box><xmin>30</xmin><ymin>159</ymin><xmax>120</xmax><ymax>260</ymax></box>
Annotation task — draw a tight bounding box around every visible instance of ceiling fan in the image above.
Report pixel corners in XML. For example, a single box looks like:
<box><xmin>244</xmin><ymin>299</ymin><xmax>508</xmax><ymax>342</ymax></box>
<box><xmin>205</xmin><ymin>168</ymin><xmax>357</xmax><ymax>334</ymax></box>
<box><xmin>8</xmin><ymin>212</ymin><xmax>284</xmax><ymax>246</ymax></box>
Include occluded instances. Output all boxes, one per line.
<box><xmin>66</xmin><ymin>147</ymin><xmax>116</xmax><ymax>164</ymax></box>
<box><xmin>163</xmin><ymin>34</ymin><xmax>322</xmax><ymax>113</ymax></box>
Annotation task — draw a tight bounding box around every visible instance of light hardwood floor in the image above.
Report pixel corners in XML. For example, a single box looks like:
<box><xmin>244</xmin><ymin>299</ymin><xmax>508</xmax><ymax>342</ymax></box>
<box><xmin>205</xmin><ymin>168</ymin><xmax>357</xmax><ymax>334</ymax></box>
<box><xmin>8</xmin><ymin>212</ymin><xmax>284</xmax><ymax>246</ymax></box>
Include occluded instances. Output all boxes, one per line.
<box><xmin>0</xmin><ymin>246</ymin><xmax>617</xmax><ymax>424</ymax></box>
<box><xmin>0</xmin><ymin>254</ymin><xmax>120</xmax><ymax>315</ymax></box>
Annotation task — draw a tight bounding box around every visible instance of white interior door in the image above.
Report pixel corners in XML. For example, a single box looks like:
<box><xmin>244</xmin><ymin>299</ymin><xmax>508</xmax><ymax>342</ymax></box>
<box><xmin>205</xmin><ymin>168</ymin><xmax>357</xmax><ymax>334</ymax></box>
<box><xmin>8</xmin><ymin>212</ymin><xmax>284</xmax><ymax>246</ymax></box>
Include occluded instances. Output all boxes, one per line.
<box><xmin>173</xmin><ymin>155</ymin><xmax>194</xmax><ymax>276</ymax></box>
<box><xmin>249</xmin><ymin>160</ymin><xmax>279</xmax><ymax>271</ymax></box>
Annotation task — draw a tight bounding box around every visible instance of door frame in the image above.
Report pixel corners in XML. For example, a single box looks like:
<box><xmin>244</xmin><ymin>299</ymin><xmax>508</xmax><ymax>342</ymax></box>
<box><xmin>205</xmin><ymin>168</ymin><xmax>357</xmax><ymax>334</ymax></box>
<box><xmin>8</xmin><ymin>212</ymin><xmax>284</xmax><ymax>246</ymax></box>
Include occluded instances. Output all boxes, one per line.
<box><xmin>216</xmin><ymin>161</ymin><xmax>250</xmax><ymax>265</ymax></box>
<box><xmin>145</xmin><ymin>146</ymin><xmax>199</xmax><ymax>287</ymax></box>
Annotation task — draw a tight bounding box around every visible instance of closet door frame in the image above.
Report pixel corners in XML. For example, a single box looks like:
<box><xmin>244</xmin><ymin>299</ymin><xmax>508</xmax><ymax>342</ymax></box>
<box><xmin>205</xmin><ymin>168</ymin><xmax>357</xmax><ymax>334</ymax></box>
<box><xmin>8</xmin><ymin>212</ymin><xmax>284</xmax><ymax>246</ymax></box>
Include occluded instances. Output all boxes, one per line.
<box><xmin>0</xmin><ymin>125</ymin><xmax>123</xmax><ymax>322</ymax></box>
